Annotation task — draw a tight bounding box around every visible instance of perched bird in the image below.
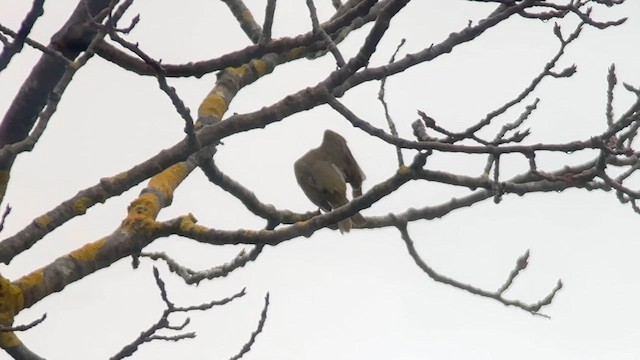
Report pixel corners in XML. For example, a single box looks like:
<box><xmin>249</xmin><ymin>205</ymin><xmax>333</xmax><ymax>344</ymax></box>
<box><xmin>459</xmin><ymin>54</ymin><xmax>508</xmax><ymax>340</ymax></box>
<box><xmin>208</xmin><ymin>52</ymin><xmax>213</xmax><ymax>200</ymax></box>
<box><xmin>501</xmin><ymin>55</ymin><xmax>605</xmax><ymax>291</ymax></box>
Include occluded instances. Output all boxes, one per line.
<box><xmin>294</xmin><ymin>130</ymin><xmax>366</xmax><ymax>233</ymax></box>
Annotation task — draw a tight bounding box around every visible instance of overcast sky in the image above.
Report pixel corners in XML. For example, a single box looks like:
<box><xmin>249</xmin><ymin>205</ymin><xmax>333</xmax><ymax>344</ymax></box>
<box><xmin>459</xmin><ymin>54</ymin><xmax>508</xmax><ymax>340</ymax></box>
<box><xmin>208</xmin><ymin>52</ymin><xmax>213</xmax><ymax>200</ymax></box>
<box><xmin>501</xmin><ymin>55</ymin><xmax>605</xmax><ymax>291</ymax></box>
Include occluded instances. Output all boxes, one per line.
<box><xmin>1</xmin><ymin>1</ymin><xmax>640</xmax><ymax>359</ymax></box>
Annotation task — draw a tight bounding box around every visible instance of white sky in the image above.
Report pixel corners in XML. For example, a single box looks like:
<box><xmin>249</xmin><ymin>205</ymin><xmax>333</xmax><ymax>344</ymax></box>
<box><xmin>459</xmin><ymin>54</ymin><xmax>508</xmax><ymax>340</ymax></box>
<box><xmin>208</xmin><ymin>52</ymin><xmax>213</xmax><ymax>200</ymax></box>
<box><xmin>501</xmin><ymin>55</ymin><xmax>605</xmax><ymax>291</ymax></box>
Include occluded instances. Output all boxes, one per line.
<box><xmin>1</xmin><ymin>1</ymin><xmax>640</xmax><ymax>359</ymax></box>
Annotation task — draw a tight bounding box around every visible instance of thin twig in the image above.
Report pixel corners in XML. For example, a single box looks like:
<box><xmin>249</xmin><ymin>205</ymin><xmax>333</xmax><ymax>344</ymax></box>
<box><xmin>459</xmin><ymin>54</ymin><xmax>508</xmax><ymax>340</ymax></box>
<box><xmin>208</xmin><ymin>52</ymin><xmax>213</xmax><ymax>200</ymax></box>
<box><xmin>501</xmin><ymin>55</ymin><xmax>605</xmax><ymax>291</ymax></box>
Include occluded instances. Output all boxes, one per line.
<box><xmin>110</xmin><ymin>268</ymin><xmax>246</xmax><ymax>360</ymax></box>
<box><xmin>228</xmin><ymin>293</ymin><xmax>270</xmax><ymax>360</ymax></box>
<box><xmin>259</xmin><ymin>0</ymin><xmax>277</xmax><ymax>44</ymax></box>
<box><xmin>483</xmin><ymin>99</ymin><xmax>537</xmax><ymax>175</ymax></box>
<box><xmin>220</xmin><ymin>0</ymin><xmax>262</xmax><ymax>43</ymax></box>
<box><xmin>198</xmin><ymin>157</ymin><xmax>313</xmax><ymax>224</ymax></box>
<box><xmin>0</xmin><ymin>22</ymin><xmax>71</xmax><ymax>65</ymax></box>
<box><xmin>105</xmin><ymin>31</ymin><xmax>197</xmax><ymax>148</ymax></box>
<box><xmin>306</xmin><ymin>0</ymin><xmax>346</xmax><ymax>67</ymax></box>
<box><xmin>0</xmin><ymin>204</ymin><xmax>11</xmax><ymax>233</ymax></box>
<box><xmin>0</xmin><ymin>313</ymin><xmax>47</xmax><ymax>332</ymax></box>
<box><xmin>378</xmin><ymin>38</ymin><xmax>406</xmax><ymax>167</ymax></box>
<box><xmin>141</xmin><ymin>245</ymin><xmax>264</xmax><ymax>285</ymax></box>
<box><xmin>395</xmin><ymin>218</ymin><xmax>561</xmax><ymax>317</ymax></box>
<box><xmin>0</xmin><ymin>0</ymin><xmax>128</xmax><ymax>163</ymax></box>
<box><xmin>606</xmin><ymin>64</ymin><xmax>617</xmax><ymax>126</ymax></box>
<box><xmin>0</xmin><ymin>0</ymin><xmax>45</xmax><ymax>71</ymax></box>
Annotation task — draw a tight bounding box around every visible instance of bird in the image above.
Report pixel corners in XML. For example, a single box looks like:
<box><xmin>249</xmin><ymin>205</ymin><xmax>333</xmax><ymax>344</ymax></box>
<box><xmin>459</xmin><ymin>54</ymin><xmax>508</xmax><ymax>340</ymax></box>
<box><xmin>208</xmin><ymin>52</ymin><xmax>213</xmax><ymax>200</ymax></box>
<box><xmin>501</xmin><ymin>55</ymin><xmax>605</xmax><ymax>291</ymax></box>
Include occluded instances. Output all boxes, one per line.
<box><xmin>294</xmin><ymin>129</ymin><xmax>366</xmax><ymax>233</ymax></box>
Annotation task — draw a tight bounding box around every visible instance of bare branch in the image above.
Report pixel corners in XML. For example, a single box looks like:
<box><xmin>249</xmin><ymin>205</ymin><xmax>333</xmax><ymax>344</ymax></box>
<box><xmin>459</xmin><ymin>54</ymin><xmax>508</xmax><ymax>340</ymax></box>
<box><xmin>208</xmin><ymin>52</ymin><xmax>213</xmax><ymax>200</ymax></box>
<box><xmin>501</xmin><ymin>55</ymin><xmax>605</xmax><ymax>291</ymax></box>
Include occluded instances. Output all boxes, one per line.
<box><xmin>155</xmin><ymin>152</ymin><xmax>613</xmax><ymax>247</ymax></box>
<box><xmin>492</xmin><ymin>155</ymin><xmax>502</xmax><ymax>203</ymax></box>
<box><xmin>141</xmin><ymin>245</ymin><xmax>264</xmax><ymax>285</ymax></box>
<box><xmin>104</xmin><ymin>31</ymin><xmax>197</xmax><ymax>148</ymax></box>
<box><xmin>333</xmin><ymin>0</ymin><xmax>537</xmax><ymax>96</ymax></box>
<box><xmin>468</xmin><ymin>0</ymin><xmax>528</xmax><ymax>2</ymax></box>
<box><xmin>314</xmin><ymin>0</ymin><xmax>397</xmax><ymax>60</ymax></box>
<box><xmin>0</xmin><ymin>314</ymin><xmax>46</xmax><ymax>332</ymax></box>
<box><xmin>220</xmin><ymin>0</ymin><xmax>262</xmax><ymax>44</ymax></box>
<box><xmin>0</xmin><ymin>0</ymin><xmax>45</xmax><ymax>71</ymax></box>
<box><xmin>606</xmin><ymin>64</ymin><xmax>617</xmax><ymax>127</ymax></box>
<box><xmin>395</xmin><ymin>219</ymin><xmax>561</xmax><ymax>316</ymax></box>
<box><xmin>497</xmin><ymin>250</ymin><xmax>529</xmax><ymax>295</ymax></box>
<box><xmin>228</xmin><ymin>293</ymin><xmax>270</xmax><ymax>360</ymax></box>
<box><xmin>0</xmin><ymin>6</ymin><xmax>400</xmax><ymax>263</ymax></box>
<box><xmin>535</xmin><ymin>2</ymin><xmax>627</xmax><ymax>29</ymax></box>
<box><xmin>328</xmin><ymin>93</ymin><xmax>610</xmax><ymax>156</ymax></box>
<box><xmin>198</xmin><ymin>158</ymin><xmax>314</xmax><ymax>224</ymax></box>
<box><xmin>449</xmin><ymin>22</ymin><xmax>581</xmax><ymax>142</ymax></box>
<box><xmin>2</xmin><ymin>343</ymin><xmax>45</xmax><ymax>360</ymax></box>
<box><xmin>0</xmin><ymin>23</ymin><xmax>71</xmax><ymax>66</ymax></box>
<box><xmin>259</xmin><ymin>0</ymin><xmax>277</xmax><ymax>44</ymax></box>
<box><xmin>0</xmin><ymin>204</ymin><xmax>11</xmax><ymax>233</ymax></box>
<box><xmin>306</xmin><ymin>0</ymin><xmax>346</xmax><ymax>67</ymax></box>
<box><xmin>483</xmin><ymin>99</ymin><xmax>538</xmax><ymax>176</ymax></box>
<box><xmin>1</xmin><ymin>1</ymin><xmax>636</xmax><ymax>359</ymax></box>
<box><xmin>0</xmin><ymin>0</ymin><xmax>132</xmax><ymax>164</ymax></box>
<box><xmin>378</xmin><ymin>38</ymin><xmax>406</xmax><ymax>167</ymax></box>
<box><xmin>110</xmin><ymin>268</ymin><xmax>246</xmax><ymax>359</ymax></box>
<box><xmin>0</xmin><ymin>0</ymin><xmax>116</xmax><ymax>169</ymax></box>
<box><xmin>96</xmin><ymin>0</ymin><xmax>380</xmax><ymax>77</ymax></box>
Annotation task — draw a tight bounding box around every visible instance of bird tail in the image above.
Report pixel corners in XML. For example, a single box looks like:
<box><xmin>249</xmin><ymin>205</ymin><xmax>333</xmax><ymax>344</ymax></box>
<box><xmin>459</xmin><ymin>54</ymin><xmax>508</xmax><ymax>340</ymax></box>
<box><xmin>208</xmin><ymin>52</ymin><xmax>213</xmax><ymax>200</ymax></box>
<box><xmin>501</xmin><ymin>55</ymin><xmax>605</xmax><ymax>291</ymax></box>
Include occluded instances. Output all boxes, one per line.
<box><xmin>338</xmin><ymin>219</ymin><xmax>352</xmax><ymax>234</ymax></box>
<box><xmin>337</xmin><ymin>213</ymin><xmax>366</xmax><ymax>234</ymax></box>
<box><xmin>350</xmin><ymin>212</ymin><xmax>366</xmax><ymax>226</ymax></box>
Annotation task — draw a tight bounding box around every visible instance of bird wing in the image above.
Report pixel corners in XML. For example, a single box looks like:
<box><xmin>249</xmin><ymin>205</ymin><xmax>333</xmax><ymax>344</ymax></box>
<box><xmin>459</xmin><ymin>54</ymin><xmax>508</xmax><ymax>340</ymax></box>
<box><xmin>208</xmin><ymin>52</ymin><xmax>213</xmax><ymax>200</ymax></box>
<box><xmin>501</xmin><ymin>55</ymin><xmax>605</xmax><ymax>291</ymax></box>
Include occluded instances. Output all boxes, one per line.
<box><xmin>340</xmin><ymin>144</ymin><xmax>365</xmax><ymax>197</ymax></box>
<box><xmin>294</xmin><ymin>156</ymin><xmax>333</xmax><ymax>212</ymax></box>
<box><xmin>342</xmin><ymin>144</ymin><xmax>365</xmax><ymax>183</ymax></box>
<box><xmin>311</xmin><ymin>161</ymin><xmax>348</xmax><ymax>210</ymax></box>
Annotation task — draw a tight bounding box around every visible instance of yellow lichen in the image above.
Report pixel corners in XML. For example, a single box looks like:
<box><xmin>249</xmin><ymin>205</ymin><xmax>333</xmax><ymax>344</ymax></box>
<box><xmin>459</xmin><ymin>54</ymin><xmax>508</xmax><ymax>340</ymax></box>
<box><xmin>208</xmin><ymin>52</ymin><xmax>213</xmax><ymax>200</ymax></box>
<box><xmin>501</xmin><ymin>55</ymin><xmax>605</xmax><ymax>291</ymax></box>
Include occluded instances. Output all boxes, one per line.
<box><xmin>227</xmin><ymin>65</ymin><xmax>248</xmax><ymax>77</ymax></box>
<box><xmin>0</xmin><ymin>275</ymin><xmax>24</xmax><ymax>339</ymax></box>
<box><xmin>14</xmin><ymin>269</ymin><xmax>43</xmax><ymax>293</ymax></box>
<box><xmin>0</xmin><ymin>332</ymin><xmax>20</xmax><ymax>348</ymax></box>
<box><xmin>127</xmin><ymin>193</ymin><xmax>161</xmax><ymax>219</ymax></box>
<box><xmin>286</xmin><ymin>47</ymin><xmax>304</xmax><ymax>60</ymax></box>
<box><xmin>241</xmin><ymin>9</ymin><xmax>255</xmax><ymax>23</ymax></box>
<box><xmin>73</xmin><ymin>196</ymin><xmax>92</xmax><ymax>215</ymax></box>
<box><xmin>69</xmin><ymin>238</ymin><xmax>107</xmax><ymax>262</ymax></box>
<box><xmin>179</xmin><ymin>215</ymin><xmax>196</xmax><ymax>231</ymax></box>
<box><xmin>251</xmin><ymin>59</ymin><xmax>268</xmax><ymax>77</ymax></box>
<box><xmin>198</xmin><ymin>93</ymin><xmax>228</xmax><ymax>119</ymax></box>
<box><xmin>124</xmin><ymin>163</ymin><xmax>189</xmax><ymax>225</ymax></box>
<box><xmin>120</xmin><ymin>216</ymin><xmax>158</xmax><ymax>238</ymax></box>
<box><xmin>34</xmin><ymin>214</ymin><xmax>52</xmax><ymax>228</ymax></box>
<box><xmin>145</xmin><ymin>219</ymin><xmax>161</xmax><ymax>234</ymax></box>
<box><xmin>179</xmin><ymin>215</ymin><xmax>208</xmax><ymax>234</ymax></box>
<box><xmin>397</xmin><ymin>166</ymin><xmax>412</xmax><ymax>176</ymax></box>
<box><xmin>148</xmin><ymin>163</ymin><xmax>189</xmax><ymax>200</ymax></box>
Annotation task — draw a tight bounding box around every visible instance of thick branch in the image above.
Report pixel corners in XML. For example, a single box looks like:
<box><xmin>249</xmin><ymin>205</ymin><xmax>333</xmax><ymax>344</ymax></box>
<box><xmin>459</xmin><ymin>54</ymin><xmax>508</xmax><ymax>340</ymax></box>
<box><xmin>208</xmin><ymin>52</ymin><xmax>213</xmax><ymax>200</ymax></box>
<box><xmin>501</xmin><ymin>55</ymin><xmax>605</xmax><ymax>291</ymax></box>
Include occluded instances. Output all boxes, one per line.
<box><xmin>0</xmin><ymin>0</ymin><xmax>45</xmax><ymax>71</ymax></box>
